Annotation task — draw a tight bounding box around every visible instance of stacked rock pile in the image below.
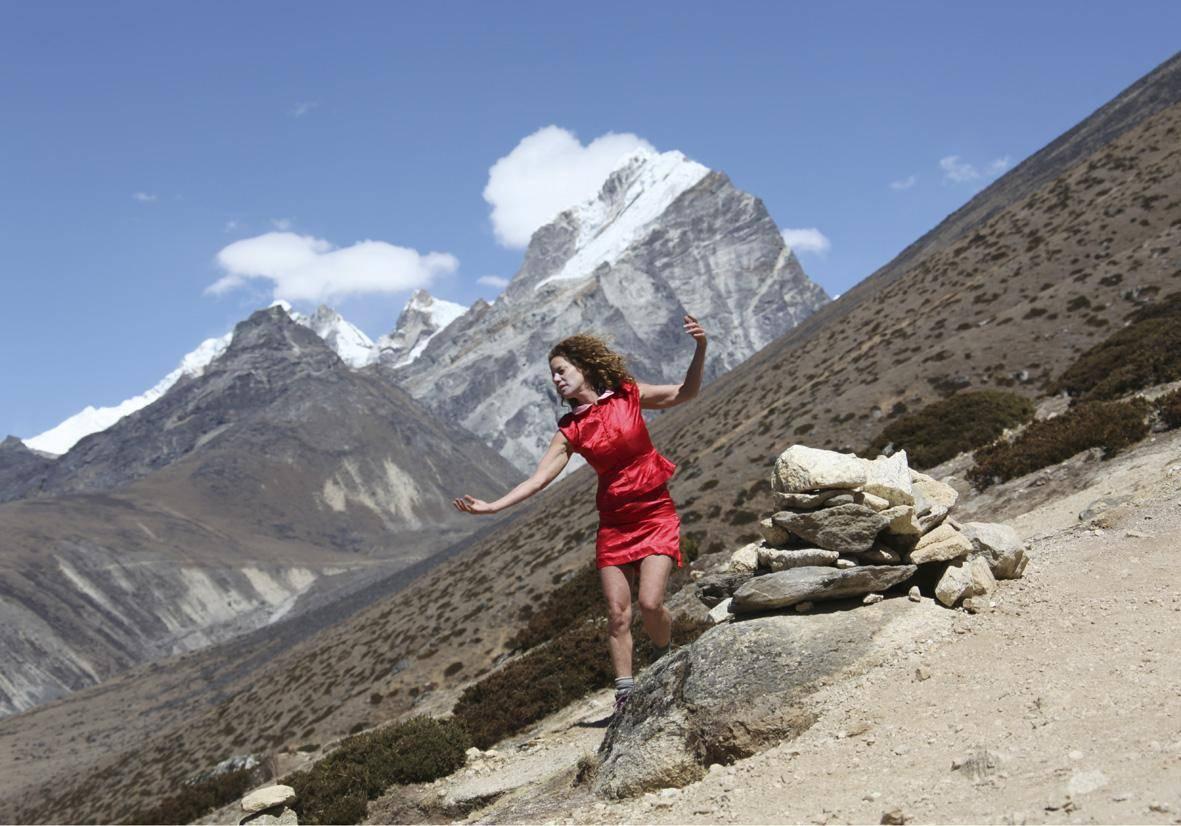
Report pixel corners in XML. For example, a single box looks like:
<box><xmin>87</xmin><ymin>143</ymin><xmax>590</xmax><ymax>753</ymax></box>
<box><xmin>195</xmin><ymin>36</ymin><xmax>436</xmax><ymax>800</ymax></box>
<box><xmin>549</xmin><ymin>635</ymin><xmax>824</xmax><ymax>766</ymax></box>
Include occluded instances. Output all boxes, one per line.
<box><xmin>697</xmin><ymin>444</ymin><xmax>1029</xmax><ymax>619</ymax></box>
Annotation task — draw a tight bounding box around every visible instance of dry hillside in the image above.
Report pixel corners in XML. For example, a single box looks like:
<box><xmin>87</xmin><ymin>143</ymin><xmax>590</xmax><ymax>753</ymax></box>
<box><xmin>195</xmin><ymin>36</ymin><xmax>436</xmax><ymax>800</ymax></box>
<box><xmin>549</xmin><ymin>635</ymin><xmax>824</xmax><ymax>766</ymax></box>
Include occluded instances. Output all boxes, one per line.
<box><xmin>3</xmin><ymin>56</ymin><xmax>1180</xmax><ymax>824</ymax></box>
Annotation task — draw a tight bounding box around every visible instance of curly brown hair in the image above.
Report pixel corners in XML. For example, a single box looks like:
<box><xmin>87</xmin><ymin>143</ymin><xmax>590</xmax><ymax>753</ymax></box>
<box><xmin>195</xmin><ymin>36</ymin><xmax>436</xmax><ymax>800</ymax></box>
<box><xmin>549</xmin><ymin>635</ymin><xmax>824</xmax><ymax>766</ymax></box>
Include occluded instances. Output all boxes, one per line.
<box><xmin>548</xmin><ymin>334</ymin><xmax>635</xmax><ymax>408</ymax></box>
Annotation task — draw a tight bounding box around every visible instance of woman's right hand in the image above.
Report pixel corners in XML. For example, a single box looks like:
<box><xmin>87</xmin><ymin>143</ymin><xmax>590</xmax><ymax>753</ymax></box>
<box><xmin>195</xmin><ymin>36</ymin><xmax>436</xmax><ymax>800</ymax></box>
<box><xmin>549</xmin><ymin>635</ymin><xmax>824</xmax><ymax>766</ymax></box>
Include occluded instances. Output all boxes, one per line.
<box><xmin>453</xmin><ymin>494</ymin><xmax>497</xmax><ymax>515</ymax></box>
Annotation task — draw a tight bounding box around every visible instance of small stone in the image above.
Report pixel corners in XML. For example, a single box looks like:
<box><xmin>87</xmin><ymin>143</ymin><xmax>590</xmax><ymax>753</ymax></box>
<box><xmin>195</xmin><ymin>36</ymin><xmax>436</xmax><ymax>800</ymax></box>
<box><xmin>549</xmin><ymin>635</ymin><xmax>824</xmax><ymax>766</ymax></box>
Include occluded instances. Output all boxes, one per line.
<box><xmin>962</xmin><ymin>595</ymin><xmax>990</xmax><ymax>614</ymax></box>
<box><xmin>1068</xmin><ymin>749</ymin><xmax>1085</xmax><ymax>761</ymax></box>
<box><xmin>863</xmin><ymin>593</ymin><xmax>884</xmax><ymax>605</ymax></box>
<box><xmin>1148</xmin><ymin>802</ymin><xmax>1170</xmax><ymax>813</ymax></box>
<box><xmin>836</xmin><ymin>558</ymin><xmax>858</xmax><ymax>569</ymax></box>
<box><xmin>1126</xmin><ymin>529</ymin><xmax>1149</xmax><ymax>538</ymax></box>
<box><xmin>728</xmin><ymin>541</ymin><xmax>762</xmax><ymax>572</ymax></box>
<box><xmin>1112</xmin><ymin>792</ymin><xmax>1131</xmax><ymax>802</ymax></box>
<box><xmin>880</xmin><ymin>808</ymin><xmax>907</xmax><ymax>825</ymax></box>
<box><xmin>908</xmin><ymin>586</ymin><xmax>922</xmax><ymax>602</ymax></box>
<box><xmin>707</xmin><ymin>598</ymin><xmax>734</xmax><ymax>625</ymax></box>
<box><xmin>759</xmin><ymin>517</ymin><xmax>793</xmax><ymax>547</ymax></box>
<box><xmin>915</xmin><ymin>666</ymin><xmax>931</xmax><ymax>681</ymax></box>
<box><xmin>241</xmin><ymin>786</ymin><xmax>296</xmax><ymax>815</ymax></box>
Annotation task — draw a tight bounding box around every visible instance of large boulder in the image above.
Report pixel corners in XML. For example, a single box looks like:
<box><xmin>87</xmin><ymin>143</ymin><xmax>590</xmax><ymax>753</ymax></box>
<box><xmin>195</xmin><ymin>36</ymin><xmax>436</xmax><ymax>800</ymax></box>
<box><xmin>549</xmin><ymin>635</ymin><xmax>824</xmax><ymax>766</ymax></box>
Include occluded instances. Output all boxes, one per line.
<box><xmin>594</xmin><ymin>603</ymin><xmax>921</xmax><ymax>798</ymax></box>
<box><xmin>771</xmin><ymin>504</ymin><xmax>889</xmax><ymax>554</ymax></box>
<box><xmin>730</xmin><ymin>565</ymin><xmax>916</xmax><ymax>613</ymax></box>
<box><xmin>959</xmin><ymin>521</ymin><xmax>1029</xmax><ymax>579</ymax></box>
<box><xmin>771</xmin><ymin>445</ymin><xmax>866</xmax><ymax>492</ymax></box>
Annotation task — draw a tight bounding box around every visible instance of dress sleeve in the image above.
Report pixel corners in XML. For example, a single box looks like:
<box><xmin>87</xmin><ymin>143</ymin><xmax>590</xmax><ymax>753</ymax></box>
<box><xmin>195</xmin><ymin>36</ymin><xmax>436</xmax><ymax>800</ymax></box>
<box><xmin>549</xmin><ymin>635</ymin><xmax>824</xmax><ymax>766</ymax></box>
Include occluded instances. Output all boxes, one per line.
<box><xmin>557</xmin><ymin>412</ymin><xmax>579</xmax><ymax>450</ymax></box>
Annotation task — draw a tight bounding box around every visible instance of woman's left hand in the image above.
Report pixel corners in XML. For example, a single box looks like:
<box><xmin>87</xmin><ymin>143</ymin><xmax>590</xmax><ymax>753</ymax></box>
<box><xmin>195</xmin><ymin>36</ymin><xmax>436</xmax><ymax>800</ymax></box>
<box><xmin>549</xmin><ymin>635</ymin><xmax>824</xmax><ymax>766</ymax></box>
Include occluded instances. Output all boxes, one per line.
<box><xmin>683</xmin><ymin>314</ymin><xmax>706</xmax><ymax>344</ymax></box>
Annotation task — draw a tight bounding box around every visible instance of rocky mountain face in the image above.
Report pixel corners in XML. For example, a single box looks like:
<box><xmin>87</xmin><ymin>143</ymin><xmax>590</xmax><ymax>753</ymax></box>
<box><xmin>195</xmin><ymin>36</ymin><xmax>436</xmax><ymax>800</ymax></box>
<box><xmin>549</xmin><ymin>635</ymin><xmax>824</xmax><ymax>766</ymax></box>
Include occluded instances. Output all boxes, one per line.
<box><xmin>377</xmin><ymin>289</ymin><xmax>468</xmax><ymax>367</ymax></box>
<box><xmin>390</xmin><ymin>149</ymin><xmax>830</xmax><ymax>472</ymax></box>
<box><xmin>0</xmin><ymin>436</ymin><xmax>52</xmax><ymax>501</ymax></box>
<box><xmin>0</xmin><ymin>307</ymin><xmax>522</xmax><ymax>717</ymax></box>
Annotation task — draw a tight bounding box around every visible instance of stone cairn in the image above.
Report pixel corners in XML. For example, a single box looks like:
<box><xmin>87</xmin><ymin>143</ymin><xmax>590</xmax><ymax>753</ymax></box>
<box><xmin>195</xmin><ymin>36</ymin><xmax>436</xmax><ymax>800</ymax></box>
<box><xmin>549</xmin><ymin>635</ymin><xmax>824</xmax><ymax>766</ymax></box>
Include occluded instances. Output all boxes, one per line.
<box><xmin>697</xmin><ymin>445</ymin><xmax>1029</xmax><ymax>620</ymax></box>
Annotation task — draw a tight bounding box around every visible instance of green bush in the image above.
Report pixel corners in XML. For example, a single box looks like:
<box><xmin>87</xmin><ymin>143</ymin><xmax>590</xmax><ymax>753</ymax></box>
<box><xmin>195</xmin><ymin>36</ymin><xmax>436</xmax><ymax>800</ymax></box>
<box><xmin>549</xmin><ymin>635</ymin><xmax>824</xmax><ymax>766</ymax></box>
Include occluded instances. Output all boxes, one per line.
<box><xmin>968</xmin><ymin>399</ymin><xmax>1152</xmax><ymax>488</ymax></box>
<box><xmin>865</xmin><ymin>390</ymin><xmax>1036</xmax><ymax>469</ymax></box>
<box><xmin>123</xmin><ymin>767</ymin><xmax>258</xmax><ymax>825</ymax></box>
<box><xmin>1157</xmin><ymin>388</ymin><xmax>1181</xmax><ymax>430</ymax></box>
<box><xmin>287</xmin><ymin>716</ymin><xmax>469</xmax><ymax>825</ymax></box>
<box><xmin>1052</xmin><ymin>292</ymin><xmax>1181</xmax><ymax>400</ymax></box>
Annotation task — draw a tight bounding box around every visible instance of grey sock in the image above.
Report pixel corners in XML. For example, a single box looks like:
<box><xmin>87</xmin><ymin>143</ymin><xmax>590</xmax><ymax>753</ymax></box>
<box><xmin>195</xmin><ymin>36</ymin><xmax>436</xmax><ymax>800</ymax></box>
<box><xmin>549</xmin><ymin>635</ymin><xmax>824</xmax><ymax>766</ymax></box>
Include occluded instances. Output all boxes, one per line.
<box><xmin>614</xmin><ymin>676</ymin><xmax>634</xmax><ymax>695</ymax></box>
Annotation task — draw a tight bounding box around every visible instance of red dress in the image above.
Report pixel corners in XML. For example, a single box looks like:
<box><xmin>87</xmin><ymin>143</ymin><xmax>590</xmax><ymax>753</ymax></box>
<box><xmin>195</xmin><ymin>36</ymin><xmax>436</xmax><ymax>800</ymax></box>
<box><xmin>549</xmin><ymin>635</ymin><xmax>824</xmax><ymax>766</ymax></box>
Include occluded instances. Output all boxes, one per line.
<box><xmin>557</xmin><ymin>380</ymin><xmax>682</xmax><ymax>569</ymax></box>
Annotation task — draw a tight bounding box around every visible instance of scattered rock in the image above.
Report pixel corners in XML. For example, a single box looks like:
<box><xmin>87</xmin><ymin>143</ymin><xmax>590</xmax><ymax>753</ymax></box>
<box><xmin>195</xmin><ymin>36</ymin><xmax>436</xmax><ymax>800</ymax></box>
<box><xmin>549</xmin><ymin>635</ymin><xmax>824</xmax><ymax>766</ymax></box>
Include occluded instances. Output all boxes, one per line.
<box><xmin>241</xmin><ymin>786</ymin><xmax>296</xmax><ymax>815</ymax></box>
<box><xmin>862</xmin><ymin>593</ymin><xmax>884</xmax><ymax>605</ymax></box>
<box><xmin>707</xmin><ymin>599</ymin><xmax>734</xmax><ymax>625</ymax></box>
<box><xmin>934</xmin><ymin>557</ymin><xmax>996</xmax><ymax>608</ymax></box>
<box><xmin>880</xmin><ymin>808</ymin><xmax>908</xmax><ymax>824</ymax></box>
<box><xmin>1067</xmin><ymin>769</ymin><xmax>1109</xmax><ymax>796</ymax></box>
<box><xmin>915</xmin><ymin>666</ymin><xmax>931</xmax><ymax>681</ymax></box>
<box><xmin>771</xmin><ymin>445</ymin><xmax>867</xmax><ymax>492</ymax></box>
<box><xmin>959</xmin><ymin>521</ymin><xmax>1029</xmax><ymax>579</ymax></box>
<box><xmin>836</xmin><ymin>558</ymin><xmax>858</xmax><ymax>569</ymax></box>
<box><xmin>962</xmin><ymin>595</ymin><xmax>990</xmax><ymax>614</ymax></box>
<box><xmin>731</xmin><ymin>565</ymin><xmax>916</xmax><ymax>613</ymax></box>
<box><xmin>907</xmin><ymin>586</ymin><xmax>922</xmax><ymax>602</ymax></box>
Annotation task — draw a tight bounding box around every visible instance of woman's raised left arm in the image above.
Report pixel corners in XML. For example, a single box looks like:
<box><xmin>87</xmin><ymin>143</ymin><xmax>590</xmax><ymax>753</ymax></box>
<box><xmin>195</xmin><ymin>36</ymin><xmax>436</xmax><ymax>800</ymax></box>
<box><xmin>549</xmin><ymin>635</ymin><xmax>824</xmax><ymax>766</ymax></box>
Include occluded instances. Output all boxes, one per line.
<box><xmin>639</xmin><ymin>314</ymin><xmax>707</xmax><ymax>409</ymax></box>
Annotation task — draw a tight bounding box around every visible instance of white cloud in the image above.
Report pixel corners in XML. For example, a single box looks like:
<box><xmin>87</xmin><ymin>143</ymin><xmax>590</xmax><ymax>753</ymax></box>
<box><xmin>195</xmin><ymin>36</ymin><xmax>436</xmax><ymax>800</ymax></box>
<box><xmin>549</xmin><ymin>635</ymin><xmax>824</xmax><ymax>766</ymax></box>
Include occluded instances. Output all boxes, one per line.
<box><xmin>478</xmin><ymin>275</ymin><xmax>510</xmax><ymax>288</ymax></box>
<box><xmin>483</xmin><ymin>125</ymin><xmax>654</xmax><ymax>248</ymax></box>
<box><xmin>940</xmin><ymin>154</ymin><xmax>1012</xmax><ymax>184</ymax></box>
<box><xmin>207</xmin><ymin>232</ymin><xmax>459</xmax><ymax>303</ymax></box>
<box><xmin>292</xmin><ymin>101</ymin><xmax>319</xmax><ymax>117</ymax></box>
<box><xmin>271</xmin><ymin>218</ymin><xmax>294</xmax><ymax>231</ymax></box>
<box><xmin>890</xmin><ymin>175</ymin><xmax>917</xmax><ymax>191</ymax></box>
<box><xmin>132</xmin><ymin>192</ymin><xmax>158</xmax><ymax>203</ymax></box>
<box><xmin>987</xmin><ymin>156</ymin><xmax>1012</xmax><ymax>176</ymax></box>
<box><xmin>781</xmin><ymin>228</ymin><xmax>831</xmax><ymax>256</ymax></box>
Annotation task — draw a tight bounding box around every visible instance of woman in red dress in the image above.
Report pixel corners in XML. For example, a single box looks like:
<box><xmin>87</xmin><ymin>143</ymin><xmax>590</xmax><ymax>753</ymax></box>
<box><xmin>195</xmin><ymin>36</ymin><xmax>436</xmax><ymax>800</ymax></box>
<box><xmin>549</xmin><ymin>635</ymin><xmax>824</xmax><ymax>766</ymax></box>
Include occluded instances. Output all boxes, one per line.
<box><xmin>453</xmin><ymin>314</ymin><xmax>707</xmax><ymax>712</ymax></box>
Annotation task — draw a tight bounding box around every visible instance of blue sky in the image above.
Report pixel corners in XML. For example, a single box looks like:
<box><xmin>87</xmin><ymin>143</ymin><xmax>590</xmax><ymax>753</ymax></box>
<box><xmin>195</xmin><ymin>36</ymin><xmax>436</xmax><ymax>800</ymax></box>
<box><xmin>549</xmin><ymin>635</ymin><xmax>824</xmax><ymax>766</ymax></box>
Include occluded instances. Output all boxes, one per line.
<box><xmin>2</xmin><ymin>1</ymin><xmax>1179</xmax><ymax>440</ymax></box>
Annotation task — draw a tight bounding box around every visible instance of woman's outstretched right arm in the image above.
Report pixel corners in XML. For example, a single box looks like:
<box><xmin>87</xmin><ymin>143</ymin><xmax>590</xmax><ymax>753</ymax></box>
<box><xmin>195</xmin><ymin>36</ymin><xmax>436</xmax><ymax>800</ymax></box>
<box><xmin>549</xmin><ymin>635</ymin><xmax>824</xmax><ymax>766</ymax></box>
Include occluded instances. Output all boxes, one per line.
<box><xmin>453</xmin><ymin>430</ymin><xmax>573</xmax><ymax>515</ymax></box>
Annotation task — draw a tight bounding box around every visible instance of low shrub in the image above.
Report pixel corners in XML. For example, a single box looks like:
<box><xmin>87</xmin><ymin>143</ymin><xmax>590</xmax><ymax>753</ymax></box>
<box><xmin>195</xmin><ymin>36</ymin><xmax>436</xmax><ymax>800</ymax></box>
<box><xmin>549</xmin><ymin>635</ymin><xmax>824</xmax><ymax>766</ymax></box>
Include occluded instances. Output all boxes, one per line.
<box><xmin>123</xmin><ymin>766</ymin><xmax>258</xmax><ymax>825</ymax></box>
<box><xmin>287</xmin><ymin>716</ymin><xmax>469</xmax><ymax>825</ymax></box>
<box><xmin>508</xmin><ymin>566</ymin><xmax>603</xmax><ymax>651</ymax></box>
<box><xmin>865</xmin><ymin>390</ymin><xmax>1035</xmax><ymax>468</ymax></box>
<box><xmin>1052</xmin><ymin>291</ymin><xmax>1181</xmax><ymax>400</ymax></box>
<box><xmin>1157</xmin><ymin>388</ymin><xmax>1181</xmax><ymax>430</ymax></box>
<box><xmin>455</xmin><ymin>613</ymin><xmax>710</xmax><ymax>750</ymax></box>
<box><xmin>968</xmin><ymin>399</ymin><xmax>1152</xmax><ymax>488</ymax></box>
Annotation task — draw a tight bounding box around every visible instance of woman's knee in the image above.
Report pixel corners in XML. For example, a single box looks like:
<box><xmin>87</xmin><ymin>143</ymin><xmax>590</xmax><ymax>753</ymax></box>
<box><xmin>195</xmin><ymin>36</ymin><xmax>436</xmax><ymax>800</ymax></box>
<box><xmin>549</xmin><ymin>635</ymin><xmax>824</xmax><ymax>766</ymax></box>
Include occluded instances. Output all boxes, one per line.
<box><xmin>606</xmin><ymin>602</ymin><xmax>631</xmax><ymax>633</ymax></box>
<box><xmin>637</xmin><ymin>594</ymin><xmax>665</xmax><ymax>616</ymax></box>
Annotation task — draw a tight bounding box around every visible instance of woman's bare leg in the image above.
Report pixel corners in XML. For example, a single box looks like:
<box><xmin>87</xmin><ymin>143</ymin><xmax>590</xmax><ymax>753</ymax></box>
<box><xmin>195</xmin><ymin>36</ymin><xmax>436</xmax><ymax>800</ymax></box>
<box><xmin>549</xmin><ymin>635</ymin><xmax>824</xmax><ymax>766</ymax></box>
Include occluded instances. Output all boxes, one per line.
<box><xmin>636</xmin><ymin>554</ymin><xmax>674</xmax><ymax>647</ymax></box>
<box><xmin>599</xmin><ymin>563</ymin><xmax>637</xmax><ymax>677</ymax></box>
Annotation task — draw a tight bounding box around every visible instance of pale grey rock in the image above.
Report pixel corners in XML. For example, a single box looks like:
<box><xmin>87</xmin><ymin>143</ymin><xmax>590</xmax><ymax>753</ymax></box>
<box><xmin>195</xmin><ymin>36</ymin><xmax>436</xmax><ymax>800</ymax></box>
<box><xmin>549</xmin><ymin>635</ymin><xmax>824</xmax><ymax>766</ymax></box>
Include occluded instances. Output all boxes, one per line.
<box><xmin>906</xmin><ymin>523</ymin><xmax>973</xmax><ymax>565</ymax></box>
<box><xmin>934</xmin><ymin>557</ymin><xmax>996</xmax><ymax>607</ymax></box>
<box><xmin>707</xmin><ymin>598</ymin><xmax>733</xmax><ymax>624</ymax></box>
<box><xmin>821</xmin><ymin>490</ymin><xmax>890</xmax><ymax>510</ymax></box>
<box><xmin>962</xmin><ymin>595</ymin><xmax>990</xmax><ymax>614</ymax></box>
<box><xmin>757</xmin><ymin>547</ymin><xmax>840</xmax><ymax>571</ymax></box>
<box><xmin>1078</xmin><ymin>495</ymin><xmax>1131</xmax><ymax>522</ymax></box>
<box><xmin>908</xmin><ymin>586</ymin><xmax>922</xmax><ymax>602</ymax></box>
<box><xmin>911</xmin><ymin>470</ymin><xmax>959</xmax><ymax>532</ymax></box>
<box><xmin>242</xmin><ymin>785</ymin><xmax>296</xmax><ymax>814</ymax></box>
<box><xmin>771</xmin><ymin>445</ymin><xmax>866</xmax><ymax>493</ymax></box>
<box><xmin>728</xmin><ymin>541</ymin><xmax>762</xmax><ymax>572</ymax></box>
<box><xmin>853</xmin><ymin>544</ymin><xmax>902</xmax><ymax>565</ymax></box>
<box><xmin>772</xmin><ymin>489</ymin><xmax>845</xmax><ymax>509</ymax></box>
<box><xmin>758</xmin><ymin>518</ymin><xmax>792</xmax><ymax>548</ymax></box>
<box><xmin>959</xmin><ymin>522</ymin><xmax>1029</xmax><ymax>579</ymax></box>
<box><xmin>835</xmin><ymin>558</ymin><xmax>858</xmax><ymax>569</ymax></box>
<box><xmin>695</xmin><ymin>570</ymin><xmax>755</xmax><ymax>608</ymax></box>
<box><xmin>862</xmin><ymin>593</ymin><xmax>884</xmax><ymax>605</ymax></box>
<box><xmin>730</xmin><ymin>565</ymin><xmax>916</xmax><ymax>612</ymax></box>
<box><xmin>861</xmin><ymin>452</ymin><xmax>914</xmax><ymax>506</ymax></box>
<box><xmin>240</xmin><ymin>807</ymin><xmax>298</xmax><ymax>826</ymax></box>
<box><xmin>880</xmin><ymin>505</ymin><xmax>921</xmax><ymax>536</ymax></box>
<box><xmin>594</xmin><ymin>603</ymin><xmax>918</xmax><ymax>797</ymax></box>
<box><xmin>771</xmin><ymin>504</ymin><xmax>889</xmax><ymax>554</ymax></box>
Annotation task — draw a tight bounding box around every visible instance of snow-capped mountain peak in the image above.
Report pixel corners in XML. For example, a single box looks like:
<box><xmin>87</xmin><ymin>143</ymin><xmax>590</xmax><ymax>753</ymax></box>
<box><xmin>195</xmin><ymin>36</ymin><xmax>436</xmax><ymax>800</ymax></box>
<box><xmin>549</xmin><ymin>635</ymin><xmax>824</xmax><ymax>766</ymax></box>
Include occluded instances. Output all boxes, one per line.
<box><xmin>535</xmin><ymin>148</ymin><xmax>710</xmax><ymax>290</ymax></box>
<box><xmin>377</xmin><ymin>289</ymin><xmax>467</xmax><ymax>367</ymax></box>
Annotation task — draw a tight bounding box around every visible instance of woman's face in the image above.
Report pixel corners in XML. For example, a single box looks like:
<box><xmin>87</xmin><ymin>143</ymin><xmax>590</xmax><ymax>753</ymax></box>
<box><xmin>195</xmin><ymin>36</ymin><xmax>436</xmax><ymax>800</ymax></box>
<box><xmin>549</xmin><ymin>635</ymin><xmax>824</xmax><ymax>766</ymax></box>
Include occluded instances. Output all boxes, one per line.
<box><xmin>549</xmin><ymin>355</ymin><xmax>586</xmax><ymax>399</ymax></box>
